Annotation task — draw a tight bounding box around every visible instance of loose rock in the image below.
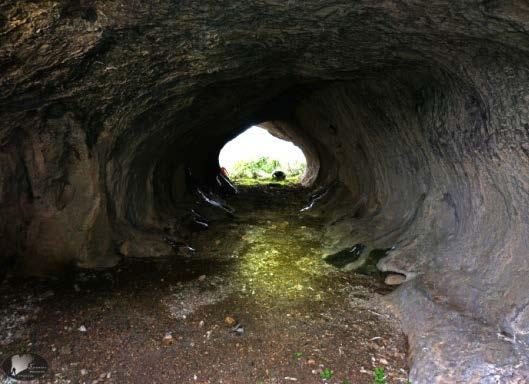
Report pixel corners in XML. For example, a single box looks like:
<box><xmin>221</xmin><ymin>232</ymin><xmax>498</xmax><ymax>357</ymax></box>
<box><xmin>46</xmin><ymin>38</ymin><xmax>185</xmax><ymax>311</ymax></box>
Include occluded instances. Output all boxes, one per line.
<box><xmin>384</xmin><ymin>274</ymin><xmax>406</xmax><ymax>286</ymax></box>
<box><xmin>224</xmin><ymin>316</ymin><xmax>237</xmax><ymax>327</ymax></box>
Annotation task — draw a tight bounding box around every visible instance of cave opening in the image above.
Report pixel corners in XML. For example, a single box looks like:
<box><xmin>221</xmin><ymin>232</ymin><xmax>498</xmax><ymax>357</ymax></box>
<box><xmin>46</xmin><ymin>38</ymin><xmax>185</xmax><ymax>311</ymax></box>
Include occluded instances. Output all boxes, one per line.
<box><xmin>218</xmin><ymin>125</ymin><xmax>307</xmax><ymax>185</ymax></box>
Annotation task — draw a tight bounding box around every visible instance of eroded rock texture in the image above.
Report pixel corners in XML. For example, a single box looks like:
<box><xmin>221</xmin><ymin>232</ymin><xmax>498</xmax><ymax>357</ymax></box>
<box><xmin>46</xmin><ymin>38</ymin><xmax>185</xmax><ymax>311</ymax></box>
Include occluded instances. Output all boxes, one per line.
<box><xmin>2</xmin><ymin>0</ymin><xmax>529</xmax><ymax>381</ymax></box>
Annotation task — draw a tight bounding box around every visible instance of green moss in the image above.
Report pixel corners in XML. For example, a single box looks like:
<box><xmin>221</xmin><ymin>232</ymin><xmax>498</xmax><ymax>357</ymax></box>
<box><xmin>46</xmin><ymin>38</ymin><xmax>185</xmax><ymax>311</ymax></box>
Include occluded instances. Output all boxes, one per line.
<box><xmin>233</xmin><ymin>218</ymin><xmax>331</xmax><ymax>302</ymax></box>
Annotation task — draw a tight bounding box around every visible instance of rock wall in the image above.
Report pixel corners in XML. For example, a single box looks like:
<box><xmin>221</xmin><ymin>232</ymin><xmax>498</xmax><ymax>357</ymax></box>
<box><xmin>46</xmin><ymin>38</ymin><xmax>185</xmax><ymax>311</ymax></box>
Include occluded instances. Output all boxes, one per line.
<box><xmin>291</xmin><ymin>73</ymin><xmax>529</xmax><ymax>381</ymax></box>
<box><xmin>2</xmin><ymin>0</ymin><xmax>529</xmax><ymax>381</ymax></box>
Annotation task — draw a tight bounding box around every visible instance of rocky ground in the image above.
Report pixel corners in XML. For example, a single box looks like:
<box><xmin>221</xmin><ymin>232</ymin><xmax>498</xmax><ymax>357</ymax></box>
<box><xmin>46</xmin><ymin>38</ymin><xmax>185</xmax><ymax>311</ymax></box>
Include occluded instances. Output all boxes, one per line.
<box><xmin>0</xmin><ymin>185</ymin><xmax>409</xmax><ymax>384</ymax></box>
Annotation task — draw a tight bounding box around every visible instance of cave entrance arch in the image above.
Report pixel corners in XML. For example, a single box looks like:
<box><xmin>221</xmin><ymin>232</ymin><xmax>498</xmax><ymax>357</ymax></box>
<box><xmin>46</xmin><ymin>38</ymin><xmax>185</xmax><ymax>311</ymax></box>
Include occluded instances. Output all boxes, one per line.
<box><xmin>219</xmin><ymin>125</ymin><xmax>307</xmax><ymax>184</ymax></box>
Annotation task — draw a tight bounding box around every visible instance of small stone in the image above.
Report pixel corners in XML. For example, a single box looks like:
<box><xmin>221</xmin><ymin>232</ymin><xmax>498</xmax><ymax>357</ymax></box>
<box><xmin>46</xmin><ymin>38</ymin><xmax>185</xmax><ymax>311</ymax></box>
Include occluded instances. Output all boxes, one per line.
<box><xmin>99</xmin><ymin>373</ymin><xmax>107</xmax><ymax>379</ymax></box>
<box><xmin>384</xmin><ymin>274</ymin><xmax>406</xmax><ymax>285</ymax></box>
<box><xmin>307</xmin><ymin>359</ymin><xmax>316</xmax><ymax>365</ymax></box>
<box><xmin>78</xmin><ymin>325</ymin><xmax>87</xmax><ymax>332</ymax></box>
<box><xmin>379</xmin><ymin>358</ymin><xmax>389</xmax><ymax>365</ymax></box>
<box><xmin>80</xmin><ymin>369</ymin><xmax>88</xmax><ymax>376</ymax></box>
<box><xmin>224</xmin><ymin>316</ymin><xmax>237</xmax><ymax>326</ymax></box>
<box><xmin>197</xmin><ymin>274</ymin><xmax>206</xmax><ymax>281</ymax></box>
<box><xmin>162</xmin><ymin>333</ymin><xmax>174</xmax><ymax>346</ymax></box>
<box><xmin>73</xmin><ymin>284</ymin><xmax>80</xmax><ymax>292</ymax></box>
<box><xmin>198</xmin><ymin>320</ymin><xmax>205</xmax><ymax>327</ymax></box>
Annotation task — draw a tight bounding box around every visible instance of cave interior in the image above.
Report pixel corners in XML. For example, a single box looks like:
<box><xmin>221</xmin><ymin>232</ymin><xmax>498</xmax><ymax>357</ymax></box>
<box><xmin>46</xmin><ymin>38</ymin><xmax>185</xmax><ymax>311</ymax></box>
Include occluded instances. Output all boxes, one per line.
<box><xmin>2</xmin><ymin>1</ymin><xmax>529</xmax><ymax>382</ymax></box>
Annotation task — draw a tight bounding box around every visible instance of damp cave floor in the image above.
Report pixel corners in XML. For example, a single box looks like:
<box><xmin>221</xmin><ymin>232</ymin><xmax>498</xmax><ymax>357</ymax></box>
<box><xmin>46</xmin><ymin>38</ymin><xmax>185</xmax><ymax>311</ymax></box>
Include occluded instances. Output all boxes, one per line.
<box><xmin>0</xmin><ymin>185</ymin><xmax>409</xmax><ymax>384</ymax></box>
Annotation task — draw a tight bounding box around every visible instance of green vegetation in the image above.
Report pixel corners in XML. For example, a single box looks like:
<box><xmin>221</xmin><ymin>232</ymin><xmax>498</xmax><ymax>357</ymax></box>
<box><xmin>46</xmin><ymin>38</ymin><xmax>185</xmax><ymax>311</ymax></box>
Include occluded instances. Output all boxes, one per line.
<box><xmin>320</xmin><ymin>368</ymin><xmax>334</xmax><ymax>379</ymax></box>
<box><xmin>372</xmin><ymin>367</ymin><xmax>411</xmax><ymax>384</ymax></box>
<box><xmin>294</xmin><ymin>351</ymin><xmax>303</xmax><ymax>359</ymax></box>
<box><xmin>233</xmin><ymin>156</ymin><xmax>280</xmax><ymax>177</ymax></box>
<box><xmin>229</xmin><ymin>156</ymin><xmax>306</xmax><ymax>185</ymax></box>
<box><xmin>374</xmin><ymin>367</ymin><xmax>387</xmax><ymax>384</ymax></box>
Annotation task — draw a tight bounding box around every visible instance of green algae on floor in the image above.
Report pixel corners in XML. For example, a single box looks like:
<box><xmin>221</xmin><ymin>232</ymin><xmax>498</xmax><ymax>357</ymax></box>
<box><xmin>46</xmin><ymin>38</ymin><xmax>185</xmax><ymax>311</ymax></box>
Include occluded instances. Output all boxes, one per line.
<box><xmin>233</xmin><ymin>219</ymin><xmax>334</xmax><ymax>302</ymax></box>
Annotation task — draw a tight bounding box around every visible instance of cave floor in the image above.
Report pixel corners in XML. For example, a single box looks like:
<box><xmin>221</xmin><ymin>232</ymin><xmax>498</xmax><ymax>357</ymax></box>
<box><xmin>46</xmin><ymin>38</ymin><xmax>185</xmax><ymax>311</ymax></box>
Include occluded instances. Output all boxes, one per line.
<box><xmin>0</xmin><ymin>185</ymin><xmax>409</xmax><ymax>384</ymax></box>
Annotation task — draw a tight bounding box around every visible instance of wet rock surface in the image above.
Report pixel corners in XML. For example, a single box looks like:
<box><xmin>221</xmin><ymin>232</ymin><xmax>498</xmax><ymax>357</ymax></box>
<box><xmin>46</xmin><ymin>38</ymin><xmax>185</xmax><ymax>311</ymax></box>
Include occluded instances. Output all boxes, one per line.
<box><xmin>324</xmin><ymin>244</ymin><xmax>366</xmax><ymax>270</ymax></box>
<box><xmin>0</xmin><ymin>186</ymin><xmax>408</xmax><ymax>383</ymax></box>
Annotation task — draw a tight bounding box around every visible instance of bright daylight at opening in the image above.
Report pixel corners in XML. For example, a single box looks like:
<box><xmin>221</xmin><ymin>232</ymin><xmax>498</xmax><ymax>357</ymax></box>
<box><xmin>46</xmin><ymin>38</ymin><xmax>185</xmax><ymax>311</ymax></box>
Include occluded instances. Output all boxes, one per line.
<box><xmin>219</xmin><ymin>126</ymin><xmax>306</xmax><ymax>185</ymax></box>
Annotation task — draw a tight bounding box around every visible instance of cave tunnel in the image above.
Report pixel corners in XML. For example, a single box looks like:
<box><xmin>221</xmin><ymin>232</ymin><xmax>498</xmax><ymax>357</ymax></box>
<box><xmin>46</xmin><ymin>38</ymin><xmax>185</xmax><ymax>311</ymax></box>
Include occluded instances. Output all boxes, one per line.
<box><xmin>1</xmin><ymin>1</ymin><xmax>529</xmax><ymax>383</ymax></box>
